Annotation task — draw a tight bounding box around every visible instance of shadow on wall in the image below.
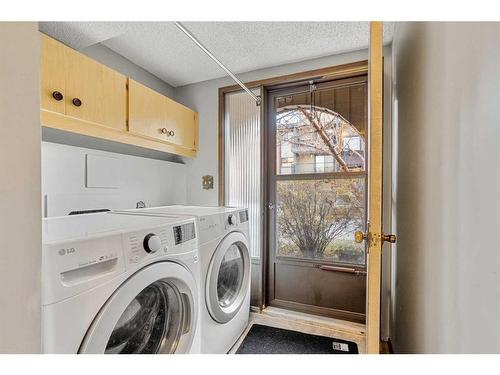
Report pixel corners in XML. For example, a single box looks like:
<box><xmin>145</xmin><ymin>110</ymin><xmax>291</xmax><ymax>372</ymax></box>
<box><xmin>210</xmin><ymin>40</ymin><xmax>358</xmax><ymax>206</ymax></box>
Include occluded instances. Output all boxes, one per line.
<box><xmin>393</xmin><ymin>22</ymin><xmax>500</xmax><ymax>354</ymax></box>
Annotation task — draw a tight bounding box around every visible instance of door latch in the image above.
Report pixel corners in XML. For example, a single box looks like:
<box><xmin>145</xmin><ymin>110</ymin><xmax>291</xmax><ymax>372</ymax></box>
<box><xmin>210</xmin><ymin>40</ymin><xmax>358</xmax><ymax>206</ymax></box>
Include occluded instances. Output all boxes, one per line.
<box><xmin>354</xmin><ymin>231</ymin><xmax>397</xmax><ymax>245</ymax></box>
<box><xmin>382</xmin><ymin>234</ymin><xmax>397</xmax><ymax>243</ymax></box>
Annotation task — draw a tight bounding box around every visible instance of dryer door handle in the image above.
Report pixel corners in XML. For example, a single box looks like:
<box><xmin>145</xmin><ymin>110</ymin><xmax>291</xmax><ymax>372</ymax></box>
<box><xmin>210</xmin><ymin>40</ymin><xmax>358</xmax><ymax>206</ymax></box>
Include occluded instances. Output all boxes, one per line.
<box><xmin>181</xmin><ymin>293</ymin><xmax>192</xmax><ymax>335</ymax></box>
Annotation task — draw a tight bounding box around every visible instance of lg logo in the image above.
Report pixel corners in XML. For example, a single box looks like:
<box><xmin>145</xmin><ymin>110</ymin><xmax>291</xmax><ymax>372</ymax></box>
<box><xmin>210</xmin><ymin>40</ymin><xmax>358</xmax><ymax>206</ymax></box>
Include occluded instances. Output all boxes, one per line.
<box><xmin>58</xmin><ymin>247</ymin><xmax>76</xmax><ymax>256</ymax></box>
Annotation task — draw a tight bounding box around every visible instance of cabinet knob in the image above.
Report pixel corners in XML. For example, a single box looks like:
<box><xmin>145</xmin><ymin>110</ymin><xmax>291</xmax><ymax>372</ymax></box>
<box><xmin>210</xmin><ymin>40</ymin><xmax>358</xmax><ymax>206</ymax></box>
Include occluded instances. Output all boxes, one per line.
<box><xmin>72</xmin><ymin>98</ymin><xmax>82</xmax><ymax>107</ymax></box>
<box><xmin>52</xmin><ymin>91</ymin><xmax>64</xmax><ymax>101</ymax></box>
<box><xmin>160</xmin><ymin>128</ymin><xmax>168</xmax><ymax>134</ymax></box>
<box><xmin>168</xmin><ymin>130</ymin><xmax>175</xmax><ymax>137</ymax></box>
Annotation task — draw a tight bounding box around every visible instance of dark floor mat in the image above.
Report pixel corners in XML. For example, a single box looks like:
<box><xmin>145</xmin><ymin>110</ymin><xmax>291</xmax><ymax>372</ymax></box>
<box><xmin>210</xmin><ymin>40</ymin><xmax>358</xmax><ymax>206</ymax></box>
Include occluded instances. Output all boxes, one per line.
<box><xmin>235</xmin><ymin>324</ymin><xmax>358</xmax><ymax>354</ymax></box>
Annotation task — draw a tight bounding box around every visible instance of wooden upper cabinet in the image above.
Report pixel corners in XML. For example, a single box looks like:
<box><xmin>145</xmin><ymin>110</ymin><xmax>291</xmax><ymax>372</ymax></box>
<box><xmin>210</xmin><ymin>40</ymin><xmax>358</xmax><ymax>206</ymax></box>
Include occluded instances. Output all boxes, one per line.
<box><xmin>128</xmin><ymin>79</ymin><xmax>169</xmax><ymax>141</ymax></box>
<box><xmin>129</xmin><ymin>80</ymin><xmax>198</xmax><ymax>151</ymax></box>
<box><xmin>166</xmin><ymin>98</ymin><xmax>199</xmax><ymax>150</ymax></box>
<box><xmin>40</xmin><ymin>34</ymin><xmax>66</xmax><ymax>114</ymax></box>
<box><xmin>64</xmin><ymin>47</ymin><xmax>127</xmax><ymax>131</ymax></box>
<box><xmin>40</xmin><ymin>34</ymin><xmax>198</xmax><ymax>157</ymax></box>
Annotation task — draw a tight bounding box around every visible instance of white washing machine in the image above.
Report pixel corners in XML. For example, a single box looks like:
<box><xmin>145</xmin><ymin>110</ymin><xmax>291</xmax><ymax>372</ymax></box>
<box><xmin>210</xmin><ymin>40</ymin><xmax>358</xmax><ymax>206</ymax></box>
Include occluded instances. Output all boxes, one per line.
<box><xmin>116</xmin><ymin>206</ymin><xmax>251</xmax><ymax>354</ymax></box>
<box><xmin>42</xmin><ymin>212</ymin><xmax>201</xmax><ymax>354</ymax></box>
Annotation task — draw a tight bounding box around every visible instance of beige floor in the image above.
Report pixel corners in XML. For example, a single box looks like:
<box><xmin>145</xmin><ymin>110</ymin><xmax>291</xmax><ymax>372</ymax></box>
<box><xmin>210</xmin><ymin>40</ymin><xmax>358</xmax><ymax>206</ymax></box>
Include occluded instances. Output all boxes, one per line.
<box><xmin>229</xmin><ymin>307</ymin><xmax>366</xmax><ymax>354</ymax></box>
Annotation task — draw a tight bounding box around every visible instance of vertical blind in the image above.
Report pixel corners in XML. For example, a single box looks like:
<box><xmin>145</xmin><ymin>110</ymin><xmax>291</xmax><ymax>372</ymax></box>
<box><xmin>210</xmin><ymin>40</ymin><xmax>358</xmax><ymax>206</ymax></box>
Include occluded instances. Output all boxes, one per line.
<box><xmin>224</xmin><ymin>89</ymin><xmax>261</xmax><ymax>259</ymax></box>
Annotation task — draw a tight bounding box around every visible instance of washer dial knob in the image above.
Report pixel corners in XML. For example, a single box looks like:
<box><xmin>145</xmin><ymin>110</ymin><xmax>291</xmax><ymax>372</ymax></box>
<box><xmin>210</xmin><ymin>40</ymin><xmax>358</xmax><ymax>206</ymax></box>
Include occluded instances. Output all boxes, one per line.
<box><xmin>143</xmin><ymin>233</ymin><xmax>162</xmax><ymax>253</ymax></box>
<box><xmin>228</xmin><ymin>214</ymin><xmax>237</xmax><ymax>226</ymax></box>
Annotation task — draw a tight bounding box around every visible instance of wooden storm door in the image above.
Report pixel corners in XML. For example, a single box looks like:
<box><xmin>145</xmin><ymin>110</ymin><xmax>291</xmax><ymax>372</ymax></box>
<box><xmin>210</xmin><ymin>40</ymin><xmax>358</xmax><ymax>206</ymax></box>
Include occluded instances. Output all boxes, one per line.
<box><xmin>359</xmin><ymin>21</ymin><xmax>396</xmax><ymax>354</ymax></box>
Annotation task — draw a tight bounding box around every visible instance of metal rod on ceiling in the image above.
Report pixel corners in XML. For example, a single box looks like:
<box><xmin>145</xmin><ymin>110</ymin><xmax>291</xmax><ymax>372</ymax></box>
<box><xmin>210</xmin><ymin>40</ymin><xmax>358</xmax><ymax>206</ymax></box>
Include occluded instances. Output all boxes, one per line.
<box><xmin>173</xmin><ymin>21</ymin><xmax>261</xmax><ymax>106</ymax></box>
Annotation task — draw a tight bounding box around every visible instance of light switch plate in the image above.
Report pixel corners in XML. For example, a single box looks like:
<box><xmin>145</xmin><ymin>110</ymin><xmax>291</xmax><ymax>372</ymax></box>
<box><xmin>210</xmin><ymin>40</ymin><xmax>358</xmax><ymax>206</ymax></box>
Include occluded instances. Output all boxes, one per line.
<box><xmin>202</xmin><ymin>175</ymin><xmax>214</xmax><ymax>190</ymax></box>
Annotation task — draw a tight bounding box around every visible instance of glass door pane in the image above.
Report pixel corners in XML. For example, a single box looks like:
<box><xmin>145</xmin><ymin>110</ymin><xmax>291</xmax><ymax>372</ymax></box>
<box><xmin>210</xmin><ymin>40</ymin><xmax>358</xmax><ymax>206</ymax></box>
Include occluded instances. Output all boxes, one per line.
<box><xmin>224</xmin><ymin>88</ymin><xmax>262</xmax><ymax>306</ymax></box>
<box><xmin>276</xmin><ymin>177</ymin><xmax>366</xmax><ymax>265</ymax></box>
<box><xmin>276</xmin><ymin>82</ymin><xmax>367</xmax><ymax>175</ymax></box>
<box><xmin>274</xmin><ymin>81</ymin><xmax>368</xmax><ymax>266</ymax></box>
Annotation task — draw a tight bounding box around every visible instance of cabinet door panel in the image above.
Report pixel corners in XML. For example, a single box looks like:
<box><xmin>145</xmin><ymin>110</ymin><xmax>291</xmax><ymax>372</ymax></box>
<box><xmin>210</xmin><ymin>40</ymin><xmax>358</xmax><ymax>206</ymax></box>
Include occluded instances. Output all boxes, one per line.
<box><xmin>128</xmin><ymin>79</ymin><xmax>169</xmax><ymax>141</ymax></box>
<box><xmin>40</xmin><ymin>34</ymin><xmax>66</xmax><ymax>114</ymax></box>
<box><xmin>65</xmin><ymin>47</ymin><xmax>127</xmax><ymax>131</ymax></box>
<box><xmin>166</xmin><ymin>98</ymin><xmax>198</xmax><ymax>150</ymax></box>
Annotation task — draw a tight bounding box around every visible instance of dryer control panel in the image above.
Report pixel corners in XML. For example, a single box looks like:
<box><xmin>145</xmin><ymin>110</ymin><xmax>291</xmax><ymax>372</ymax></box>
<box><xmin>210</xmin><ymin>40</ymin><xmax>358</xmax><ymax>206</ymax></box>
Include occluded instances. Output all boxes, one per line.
<box><xmin>195</xmin><ymin>209</ymin><xmax>249</xmax><ymax>244</ymax></box>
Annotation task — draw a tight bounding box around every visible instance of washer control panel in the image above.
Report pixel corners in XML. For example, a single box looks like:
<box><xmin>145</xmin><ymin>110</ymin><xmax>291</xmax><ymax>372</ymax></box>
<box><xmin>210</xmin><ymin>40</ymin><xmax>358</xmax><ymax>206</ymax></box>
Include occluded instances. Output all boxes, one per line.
<box><xmin>125</xmin><ymin>227</ymin><xmax>169</xmax><ymax>265</ymax></box>
<box><xmin>143</xmin><ymin>233</ymin><xmax>162</xmax><ymax>253</ymax></box>
<box><xmin>173</xmin><ymin>222</ymin><xmax>196</xmax><ymax>245</ymax></box>
<box><xmin>123</xmin><ymin>219</ymin><xmax>197</xmax><ymax>266</ymax></box>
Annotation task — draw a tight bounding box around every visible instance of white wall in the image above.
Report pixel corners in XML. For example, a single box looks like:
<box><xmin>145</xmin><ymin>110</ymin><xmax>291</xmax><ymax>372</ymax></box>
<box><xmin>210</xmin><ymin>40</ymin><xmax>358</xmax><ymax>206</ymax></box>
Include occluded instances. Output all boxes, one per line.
<box><xmin>392</xmin><ymin>22</ymin><xmax>500</xmax><ymax>353</ymax></box>
<box><xmin>0</xmin><ymin>22</ymin><xmax>41</xmax><ymax>353</ymax></box>
<box><xmin>175</xmin><ymin>49</ymin><xmax>369</xmax><ymax>205</ymax></box>
<box><xmin>42</xmin><ymin>142</ymin><xmax>187</xmax><ymax>217</ymax></box>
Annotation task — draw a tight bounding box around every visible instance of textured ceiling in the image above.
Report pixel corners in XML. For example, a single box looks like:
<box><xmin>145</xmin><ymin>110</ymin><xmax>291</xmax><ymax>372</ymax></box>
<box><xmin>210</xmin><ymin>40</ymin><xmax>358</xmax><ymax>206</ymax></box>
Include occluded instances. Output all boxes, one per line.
<box><xmin>40</xmin><ymin>22</ymin><xmax>394</xmax><ymax>87</ymax></box>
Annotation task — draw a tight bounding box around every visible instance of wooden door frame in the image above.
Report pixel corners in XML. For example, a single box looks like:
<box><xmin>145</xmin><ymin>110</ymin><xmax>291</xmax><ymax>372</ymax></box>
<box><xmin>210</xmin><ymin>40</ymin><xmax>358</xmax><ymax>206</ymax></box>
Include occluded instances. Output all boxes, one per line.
<box><xmin>366</xmin><ymin>21</ymin><xmax>384</xmax><ymax>354</ymax></box>
<box><xmin>218</xmin><ymin>60</ymin><xmax>369</xmax><ymax>312</ymax></box>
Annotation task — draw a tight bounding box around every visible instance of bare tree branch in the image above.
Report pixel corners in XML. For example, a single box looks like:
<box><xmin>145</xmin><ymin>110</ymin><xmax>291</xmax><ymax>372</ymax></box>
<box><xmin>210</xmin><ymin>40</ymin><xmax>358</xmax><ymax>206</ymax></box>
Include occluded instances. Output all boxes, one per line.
<box><xmin>296</xmin><ymin>107</ymin><xmax>350</xmax><ymax>172</ymax></box>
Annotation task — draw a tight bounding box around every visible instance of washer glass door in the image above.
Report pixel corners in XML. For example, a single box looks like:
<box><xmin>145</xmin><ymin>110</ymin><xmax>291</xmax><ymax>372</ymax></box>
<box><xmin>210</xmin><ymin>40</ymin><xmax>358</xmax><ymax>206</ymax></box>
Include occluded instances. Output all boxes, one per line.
<box><xmin>105</xmin><ymin>281</ymin><xmax>183</xmax><ymax>354</ymax></box>
<box><xmin>207</xmin><ymin>232</ymin><xmax>250</xmax><ymax>323</ymax></box>
<box><xmin>80</xmin><ymin>262</ymin><xmax>197</xmax><ymax>354</ymax></box>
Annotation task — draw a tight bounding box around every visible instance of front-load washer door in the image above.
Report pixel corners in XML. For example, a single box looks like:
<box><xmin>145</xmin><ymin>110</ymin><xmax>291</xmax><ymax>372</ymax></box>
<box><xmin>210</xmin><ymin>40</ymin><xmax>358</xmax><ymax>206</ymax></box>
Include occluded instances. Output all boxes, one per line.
<box><xmin>79</xmin><ymin>262</ymin><xmax>197</xmax><ymax>354</ymax></box>
<box><xmin>206</xmin><ymin>231</ymin><xmax>250</xmax><ymax>324</ymax></box>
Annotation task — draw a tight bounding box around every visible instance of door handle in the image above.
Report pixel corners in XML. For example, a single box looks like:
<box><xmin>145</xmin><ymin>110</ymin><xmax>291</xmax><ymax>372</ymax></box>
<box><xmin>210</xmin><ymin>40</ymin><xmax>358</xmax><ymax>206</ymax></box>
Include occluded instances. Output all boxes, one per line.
<box><xmin>319</xmin><ymin>265</ymin><xmax>366</xmax><ymax>276</ymax></box>
<box><xmin>354</xmin><ymin>230</ymin><xmax>367</xmax><ymax>243</ymax></box>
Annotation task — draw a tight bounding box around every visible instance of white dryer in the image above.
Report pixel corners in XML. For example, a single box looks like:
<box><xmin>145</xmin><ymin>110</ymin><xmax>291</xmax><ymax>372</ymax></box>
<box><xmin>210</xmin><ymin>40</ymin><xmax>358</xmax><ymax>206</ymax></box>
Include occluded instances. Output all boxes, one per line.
<box><xmin>116</xmin><ymin>206</ymin><xmax>251</xmax><ymax>354</ymax></box>
<box><xmin>42</xmin><ymin>212</ymin><xmax>201</xmax><ymax>354</ymax></box>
